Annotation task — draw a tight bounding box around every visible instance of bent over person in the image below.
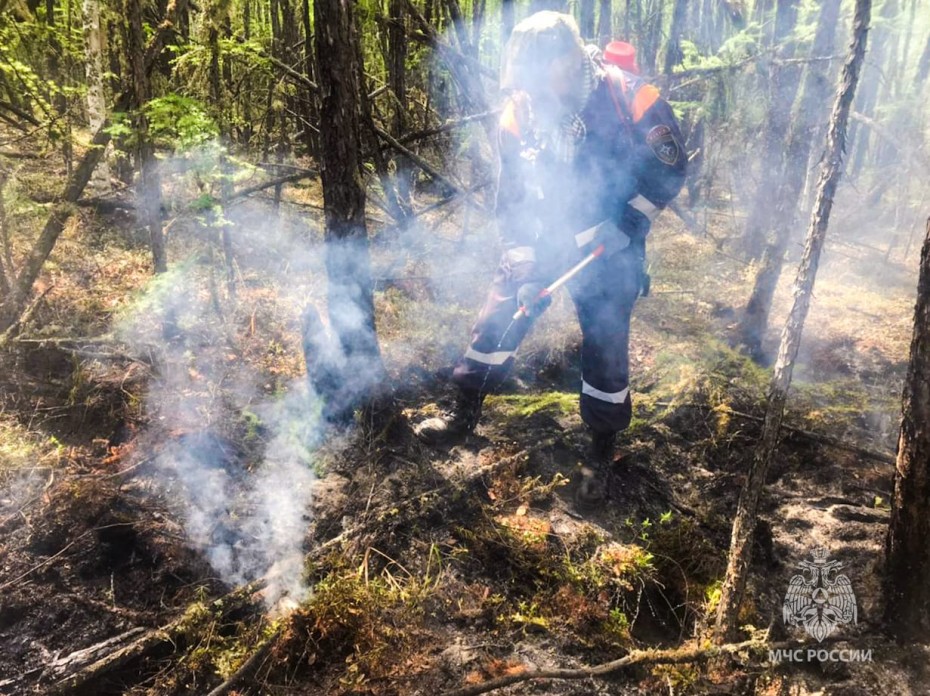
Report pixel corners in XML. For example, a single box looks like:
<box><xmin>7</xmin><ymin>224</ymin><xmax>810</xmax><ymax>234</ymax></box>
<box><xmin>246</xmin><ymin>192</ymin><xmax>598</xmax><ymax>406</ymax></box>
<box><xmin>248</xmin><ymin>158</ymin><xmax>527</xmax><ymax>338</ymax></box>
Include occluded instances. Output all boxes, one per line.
<box><xmin>415</xmin><ymin>12</ymin><xmax>686</xmax><ymax>505</ymax></box>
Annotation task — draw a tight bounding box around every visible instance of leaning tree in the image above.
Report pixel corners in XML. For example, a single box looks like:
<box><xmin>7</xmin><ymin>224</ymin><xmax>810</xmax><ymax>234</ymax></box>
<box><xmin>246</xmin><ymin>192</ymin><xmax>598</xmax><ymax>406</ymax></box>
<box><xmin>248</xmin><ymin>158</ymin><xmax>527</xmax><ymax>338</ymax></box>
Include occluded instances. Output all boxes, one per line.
<box><xmin>885</xmin><ymin>217</ymin><xmax>930</xmax><ymax>640</ymax></box>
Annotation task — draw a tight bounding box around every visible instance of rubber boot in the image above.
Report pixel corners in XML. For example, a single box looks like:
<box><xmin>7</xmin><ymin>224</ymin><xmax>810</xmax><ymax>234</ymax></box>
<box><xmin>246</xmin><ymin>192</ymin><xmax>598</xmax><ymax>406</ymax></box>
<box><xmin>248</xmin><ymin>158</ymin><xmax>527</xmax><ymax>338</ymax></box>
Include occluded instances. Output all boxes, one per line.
<box><xmin>414</xmin><ymin>389</ymin><xmax>483</xmax><ymax>445</ymax></box>
<box><xmin>575</xmin><ymin>430</ymin><xmax>616</xmax><ymax>507</ymax></box>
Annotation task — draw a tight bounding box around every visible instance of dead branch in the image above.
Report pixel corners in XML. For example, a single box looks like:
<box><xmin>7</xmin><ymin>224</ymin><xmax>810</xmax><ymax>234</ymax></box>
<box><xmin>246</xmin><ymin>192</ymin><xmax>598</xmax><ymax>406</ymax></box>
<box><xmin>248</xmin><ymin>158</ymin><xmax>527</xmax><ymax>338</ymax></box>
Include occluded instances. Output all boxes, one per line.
<box><xmin>0</xmin><ymin>284</ymin><xmax>53</xmax><ymax>347</ymax></box>
<box><xmin>723</xmin><ymin>407</ymin><xmax>895</xmax><ymax>465</ymax></box>
<box><xmin>78</xmin><ymin>166</ymin><xmax>319</xmax><ymax>213</ymax></box>
<box><xmin>7</xmin><ymin>333</ymin><xmax>158</xmax><ymax>366</ymax></box>
<box><xmin>443</xmin><ymin>636</ymin><xmax>795</xmax><ymax>696</ymax></box>
<box><xmin>0</xmin><ymin>99</ymin><xmax>41</xmax><ymax>127</ymax></box>
<box><xmin>372</xmin><ymin>125</ymin><xmax>469</xmax><ymax>197</ymax></box>
<box><xmin>44</xmin><ymin>580</ymin><xmax>267</xmax><ymax>694</ymax></box>
<box><xmin>229</xmin><ymin>169</ymin><xmax>319</xmax><ymax>201</ymax></box>
<box><xmin>204</xmin><ymin>625</ymin><xmax>283</xmax><ymax>696</ymax></box>
<box><xmin>656</xmin><ymin>402</ymin><xmax>895</xmax><ymax>465</ymax></box>
<box><xmin>0</xmin><ymin>148</ymin><xmax>41</xmax><ymax>159</ymax></box>
<box><xmin>233</xmin><ymin>35</ymin><xmax>318</xmax><ymax>92</ymax></box>
<box><xmin>850</xmin><ymin>111</ymin><xmax>930</xmax><ymax>174</ymax></box>
<box><xmin>395</xmin><ymin>109</ymin><xmax>500</xmax><ymax>145</ymax></box>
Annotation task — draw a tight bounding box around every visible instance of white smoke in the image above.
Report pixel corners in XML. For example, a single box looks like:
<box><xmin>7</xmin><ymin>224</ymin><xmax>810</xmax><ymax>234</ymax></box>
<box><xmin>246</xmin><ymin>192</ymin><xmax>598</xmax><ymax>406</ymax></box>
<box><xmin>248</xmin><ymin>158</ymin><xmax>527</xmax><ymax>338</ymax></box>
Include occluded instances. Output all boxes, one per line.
<box><xmin>113</xmin><ymin>147</ymin><xmax>335</xmax><ymax>609</ymax></box>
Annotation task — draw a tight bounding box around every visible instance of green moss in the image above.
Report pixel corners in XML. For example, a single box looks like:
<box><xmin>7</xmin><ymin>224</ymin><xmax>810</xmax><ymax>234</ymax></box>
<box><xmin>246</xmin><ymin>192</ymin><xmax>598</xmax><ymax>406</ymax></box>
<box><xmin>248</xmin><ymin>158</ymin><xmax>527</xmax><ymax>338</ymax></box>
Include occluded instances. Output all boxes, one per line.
<box><xmin>790</xmin><ymin>377</ymin><xmax>895</xmax><ymax>432</ymax></box>
<box><xmin>0</xmin><ymin>415</ymin><xmax>61</xmax><ymax>475</ymax></box>
<box><xmin>485</xmin><ymin>391</ymin><xmax>578</xmax><ymax>419</ymax></box>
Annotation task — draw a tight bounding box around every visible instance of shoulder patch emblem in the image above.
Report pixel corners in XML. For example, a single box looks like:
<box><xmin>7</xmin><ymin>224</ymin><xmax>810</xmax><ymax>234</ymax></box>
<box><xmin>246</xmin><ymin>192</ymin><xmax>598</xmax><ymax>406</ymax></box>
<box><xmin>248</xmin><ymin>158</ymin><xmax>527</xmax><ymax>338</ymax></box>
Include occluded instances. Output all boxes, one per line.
<box><xmin>646</xmin><ymin>124</ymin><xmax>680</xmax><ymax>165</ymax></box>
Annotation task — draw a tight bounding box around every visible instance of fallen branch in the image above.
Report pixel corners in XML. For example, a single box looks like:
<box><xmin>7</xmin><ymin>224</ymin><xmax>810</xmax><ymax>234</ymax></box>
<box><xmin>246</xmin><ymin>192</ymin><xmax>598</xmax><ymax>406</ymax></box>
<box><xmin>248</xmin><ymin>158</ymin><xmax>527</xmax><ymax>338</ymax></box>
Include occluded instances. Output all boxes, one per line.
<box><xmin>0</xmin><ymin>99</ymin><xmax>41</xmax><ymax>127</ymax></box>
<box><xmin>0</xmin><ymin>522</ymin><xmax>134</xmax><ymax>593</ymax></box>
<box><xmin>229</xmin><ymin>168</ymin><xmax>318</xmax><ymax>201</ymax></box>
<box><xmin>45</xmin><ymin>580</ymin><xmax>267</xmax><ymax>694</ymax></box>
<box><xmin>232</xmin><ymin>35</ymin><xmax>318</xmax><ymax>92</ymax></box>
<box><xmin>654</xmin><ymin>402</ymin><xmax>895</xmax><ymax>465</ymax></box>
<box><xmin>0</xmin><ymin>285</ymin><xmax>53</xmax><ymax>349</ymax></box>
<box><xmin>443</xmin><ymin>636</ymin><xmax>785</xmax><ymax>696</ymax></box>
<box><xmin>412</xmin><ymin>179</ymin><xmax>492</xmax><ymax>218</ymax></box>
<box><xmin>850</xmin><ymin>111</ymin><xmax>930</xmax><ymax>174</ymax></box>
<box><xmin>372</xmin><ymin>125</ymin><xmax>471</xmax><ymax>202</ymax></box>
<box><xmin>204</xmin><ymin>625</ymin><xmax>283</xmax><ymax>696</ymax></box>
<box><xmin>395</xmin><ymin>110</ymin><xmax>500</xmax><ymax>146</ymax></box>
<box><xmin>722</xmin><ymin>407</ymin><xmax>895</xmax><ymax>465</ymax></box>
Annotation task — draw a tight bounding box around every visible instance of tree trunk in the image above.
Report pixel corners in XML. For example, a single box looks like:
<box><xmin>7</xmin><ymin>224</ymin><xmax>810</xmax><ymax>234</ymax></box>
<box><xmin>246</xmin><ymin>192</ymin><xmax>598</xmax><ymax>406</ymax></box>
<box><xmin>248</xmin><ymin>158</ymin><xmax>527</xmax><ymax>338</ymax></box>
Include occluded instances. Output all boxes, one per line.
<box><xmin>472</xmin><ymin>0</ymin><xmax>486</xmax><ymax>59</ymax></box>
<box><xmin>388</xmin><ymin>0</ymin><xmax>413</xmax><ymax>209</ymax></box>
<box><xmin>359</xmin><ymin>38</ymin><xmax>412</xmax><ymax>227</ymax></box>
<box><xmin>501</xmin><ymin>0</ymin><xmax>514</xmax><ymax>46</ymax></box>
<box><xmin>848</xmin><ymin>0</ymin><xmax>894</xmax><ymax>177</ymax></box>
<box><xmin>737</xmin><ymin>0</ymin><xmax>841</xmax><ymax>358</ymax></box>
<box><xmin>531</xmin><ymin>0</ymin><xmax>564</xmax><ymax>12</ymax></box>
<box><xmin>714</xmin><ymin>0</ymin><xmax>872</xmax><ymax>642</ymax></box>
<box><xmin>405</xmin><ymin>0</ymin><xmax>495</xmax><ymax>144</ymax></box>
<box><xmin>126</xmin><ymin>0</ymin><xmax>166</xmax><ymax>273</ymax></box>
<box><xmin>917</xmin><ymin>32</ymin><xmax>930</xmax><ymax>84</ymax></box>
<box><xmin>45</xmin><ymin>0</ymin><xmax>71</xmax><ymax>169</ymax></box>
<box><xmin>739</xmin><ymin>0</ymin><xmax>800</xmax><ymax>261</ymax></box>
<box><xmin>580</xmin><ymin>0</ymin><xmax>596</xmax><ymax>39</ymax></box>
<box><xmin>300</xmin><ymin>0</ymin><xmax>317</xmax><ymax>156</ymax></box>
<box><xmin>314</xmin><ymin>0</ymin><xmax>386</xmax><ymax>417</ymax></box>
<box><xmin>443</xmin><ymin>0</ymin><xmax>471</xmax><ymax>55</ymax></box>
<box><xmin>278</xmin><ymin>0</ymin><xmax>300</xmax><ymax>153</ymax></box>
<box><xmin>597</xmin><ymin>0</ymin><xmax>612</xmax><ymax>48</ymax></box>
<box><xmin>885</xmin><ymin>217</ymin><xmax>930</xmax><ymax>640</ymax></box>
<box><xmin>640</xmin><ymin>0</ymin><xmax>665</xmax><ymax>74</ymax></box>
<box><xmin>871</xmin><ymin>0</ymin><xmax>901</xmax><ymax>168</ymax></box>
<box><xmin>664</xmin><ymin>0</ymin><xmax>688</xmax><ymax>74</ymax></box>
<box><xmin>0</xmin><ymin>172</ymin><xmax>10</xmax><ymax>297</ymax></box>
<box><xmin>82</xmin><ymin>0</ymin><xmax>110</xmax><ymax>187</ymax></box>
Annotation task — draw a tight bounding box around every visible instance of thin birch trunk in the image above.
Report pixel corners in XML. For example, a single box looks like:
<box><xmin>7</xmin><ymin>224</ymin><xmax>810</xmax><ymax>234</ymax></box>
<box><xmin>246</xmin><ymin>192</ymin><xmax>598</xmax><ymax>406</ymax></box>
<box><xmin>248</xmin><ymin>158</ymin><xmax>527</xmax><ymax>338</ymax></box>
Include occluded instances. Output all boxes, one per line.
<box><xmin>714</xmin><ymin>0</ymin><xmax>873</xmax><ymax>641</ymax></box>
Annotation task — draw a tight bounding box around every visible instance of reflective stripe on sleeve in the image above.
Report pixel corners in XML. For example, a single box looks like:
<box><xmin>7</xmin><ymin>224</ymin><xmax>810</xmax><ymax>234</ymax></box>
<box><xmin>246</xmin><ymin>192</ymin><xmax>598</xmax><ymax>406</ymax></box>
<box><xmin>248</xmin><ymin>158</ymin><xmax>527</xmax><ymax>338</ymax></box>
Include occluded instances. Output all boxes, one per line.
<box><xmin>505</xmin><ymin>246</ymin><xmax>536</xmax><ymax>264</ymax></box>
<box><xmin>581</xmin><ymin>380</ymin><xmax>630</xmax><ymax>404</ymax></box>
<box><xmin>575</xmin><ymin>221</ymin><xmax>631</xmax><ymax>249</ymax></box>
<box><xmin>464</xmin><ymin>348</ymin><xmax>515</xmax><ymax>365</ymax></box>
<box><xmin>575</xmin><ymin>225</ymin><xmax>598</xmax><ymax>247</ymax></box>
<box><xmin>628</xmin><ymin>194</ymin><xmax>660</xmax><ymax>221</ymax></box>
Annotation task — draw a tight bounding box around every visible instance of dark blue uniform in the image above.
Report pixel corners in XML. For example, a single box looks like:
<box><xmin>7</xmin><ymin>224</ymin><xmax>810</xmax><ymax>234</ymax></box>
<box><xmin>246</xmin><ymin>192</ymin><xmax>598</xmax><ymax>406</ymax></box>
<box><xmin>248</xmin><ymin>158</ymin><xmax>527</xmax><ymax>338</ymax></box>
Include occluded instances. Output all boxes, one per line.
<box><xmin>452</xmin><ymin>64</ymin><xmax>686</xmax><ymax>434</ymax></box>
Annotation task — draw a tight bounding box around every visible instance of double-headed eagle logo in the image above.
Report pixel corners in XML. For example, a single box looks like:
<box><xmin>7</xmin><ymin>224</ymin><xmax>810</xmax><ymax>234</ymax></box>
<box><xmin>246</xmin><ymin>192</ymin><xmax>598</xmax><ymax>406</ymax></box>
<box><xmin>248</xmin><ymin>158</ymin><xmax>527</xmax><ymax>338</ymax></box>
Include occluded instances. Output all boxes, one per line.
<box><xmin>782</xmin><ymin>547</ymin><xmax>857</xmax><ymax>642</ymax></box>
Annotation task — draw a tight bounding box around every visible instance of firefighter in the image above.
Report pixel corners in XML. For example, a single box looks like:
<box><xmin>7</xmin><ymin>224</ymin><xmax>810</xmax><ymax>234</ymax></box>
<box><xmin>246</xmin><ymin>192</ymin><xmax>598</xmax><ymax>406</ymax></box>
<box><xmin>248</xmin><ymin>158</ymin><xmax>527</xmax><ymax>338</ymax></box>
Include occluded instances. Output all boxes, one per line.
<box><xmin>415</xmin><ymin>12</ymin><xmax>686</xmax><ymax>505</ymax></box>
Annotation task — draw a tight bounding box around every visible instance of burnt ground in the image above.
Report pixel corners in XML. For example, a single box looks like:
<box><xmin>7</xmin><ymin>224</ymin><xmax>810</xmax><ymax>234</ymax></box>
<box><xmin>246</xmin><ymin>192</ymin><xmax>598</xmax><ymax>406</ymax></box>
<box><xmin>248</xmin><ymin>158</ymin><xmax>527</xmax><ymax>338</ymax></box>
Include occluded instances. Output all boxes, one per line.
<box><xmin>1</xmin><ymin>179</ymin><xmax>929</xmax><ymax>695</ymax></box>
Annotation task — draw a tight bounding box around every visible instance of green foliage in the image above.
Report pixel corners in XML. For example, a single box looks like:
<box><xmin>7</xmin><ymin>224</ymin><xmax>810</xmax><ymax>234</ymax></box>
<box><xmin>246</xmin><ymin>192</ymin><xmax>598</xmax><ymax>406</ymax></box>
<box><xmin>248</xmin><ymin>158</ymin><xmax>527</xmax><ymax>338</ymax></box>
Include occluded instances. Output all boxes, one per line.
<box><xmin>107</xmin><ymin>96</ymin><xmax>218</xmax><ymax>152</ymax></box>
<box><xmin>678</xmin><ymin>39</ymin><xmax>725</xmax><ymax>72</ymax></box>
<box><xmin>717</xmin><ymin>22</ymin><xmax>764</xmax><ymax>61</ymax></box>
<box><xmin>144</xmin><ymin>95</ymin><xmax>220</xmax><ymax>150</ymax></box>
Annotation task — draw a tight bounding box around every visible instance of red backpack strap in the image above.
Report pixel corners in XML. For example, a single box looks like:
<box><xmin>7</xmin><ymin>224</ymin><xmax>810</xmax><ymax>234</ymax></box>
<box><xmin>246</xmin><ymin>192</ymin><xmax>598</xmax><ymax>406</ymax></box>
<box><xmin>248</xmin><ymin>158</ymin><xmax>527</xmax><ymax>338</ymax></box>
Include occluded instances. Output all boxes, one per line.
<box><xmin>603</xmin><ymin>65</ymin><xmax>635</xmax><ymax>136</ymax></box>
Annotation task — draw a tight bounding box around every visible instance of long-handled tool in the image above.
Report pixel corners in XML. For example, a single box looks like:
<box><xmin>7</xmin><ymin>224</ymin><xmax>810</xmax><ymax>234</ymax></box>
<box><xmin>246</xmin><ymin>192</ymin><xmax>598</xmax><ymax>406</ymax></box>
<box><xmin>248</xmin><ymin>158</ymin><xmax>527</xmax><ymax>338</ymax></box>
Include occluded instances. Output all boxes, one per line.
<box><xmin>512</xmin><ymin>244</ymin><xmax>605</xmax><ymax>320</ymax></box>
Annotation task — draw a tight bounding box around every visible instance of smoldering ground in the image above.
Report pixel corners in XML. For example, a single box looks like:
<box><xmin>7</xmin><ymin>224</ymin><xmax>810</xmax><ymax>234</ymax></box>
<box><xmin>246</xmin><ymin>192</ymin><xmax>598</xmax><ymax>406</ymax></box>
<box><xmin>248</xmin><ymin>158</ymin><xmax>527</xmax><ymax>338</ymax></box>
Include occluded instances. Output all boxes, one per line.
<box><xmin>110</xmin><ymin>138</ymin><xmax>505</xmax><ymax>611</ymax></box>
<box><xmin>111</xmin><ymin>8</ymin><xmax>920</xmax><ymax>616</ymax></box>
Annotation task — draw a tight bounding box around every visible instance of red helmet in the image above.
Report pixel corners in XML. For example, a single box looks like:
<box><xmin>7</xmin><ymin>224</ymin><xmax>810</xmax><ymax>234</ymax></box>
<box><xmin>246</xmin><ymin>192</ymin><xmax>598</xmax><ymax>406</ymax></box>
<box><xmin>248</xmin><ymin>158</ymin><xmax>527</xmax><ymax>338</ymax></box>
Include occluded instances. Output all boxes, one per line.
<box><xmin>603</xmin><ymin>41</ymin><xmax>639</xmax><ymax>74</ymax></box>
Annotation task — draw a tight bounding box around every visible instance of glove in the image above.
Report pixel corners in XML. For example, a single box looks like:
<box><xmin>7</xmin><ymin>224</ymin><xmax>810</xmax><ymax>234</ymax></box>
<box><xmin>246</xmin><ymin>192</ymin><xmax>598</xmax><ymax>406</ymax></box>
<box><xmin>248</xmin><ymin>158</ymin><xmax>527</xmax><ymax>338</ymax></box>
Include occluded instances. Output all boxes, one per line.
<box><xmin>502</xmin><ymin>246</ymin><xmax>538</xmax><ymax>284</ymax></box>
<box><xmin>517</xmin><ymin>282</ymin><xmax>552</xmax><ymax>318</ymax></box>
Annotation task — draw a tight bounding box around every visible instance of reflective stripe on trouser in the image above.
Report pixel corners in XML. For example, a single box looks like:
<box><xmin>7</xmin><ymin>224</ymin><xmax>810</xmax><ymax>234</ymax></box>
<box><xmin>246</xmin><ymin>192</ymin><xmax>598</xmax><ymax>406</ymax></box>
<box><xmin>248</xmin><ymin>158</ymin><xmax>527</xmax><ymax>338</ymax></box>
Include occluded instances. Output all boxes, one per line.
<box><xmin>570</xmin><ymin>244</ymin><xmax>642</xmax><ymax>434</ymax></box>
<box><xmin>452</xmin><ymin>262</ymin><xmax>539</xmax><ymax>394</ymax></box>
<box><xmin>454</xmin><ymin>244</ymin><xmax>642</xmax><ymax>433</ymax></box>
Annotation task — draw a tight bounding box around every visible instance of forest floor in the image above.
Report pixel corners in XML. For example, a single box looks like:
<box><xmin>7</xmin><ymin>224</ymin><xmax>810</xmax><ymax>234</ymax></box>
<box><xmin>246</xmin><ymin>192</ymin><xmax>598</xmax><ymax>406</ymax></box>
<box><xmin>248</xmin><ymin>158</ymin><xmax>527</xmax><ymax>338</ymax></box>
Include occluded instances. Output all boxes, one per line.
<box><xmin>1</xmin><ymin>136</ymin><xmax>928</xmax><ymax>695</ymax></box>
